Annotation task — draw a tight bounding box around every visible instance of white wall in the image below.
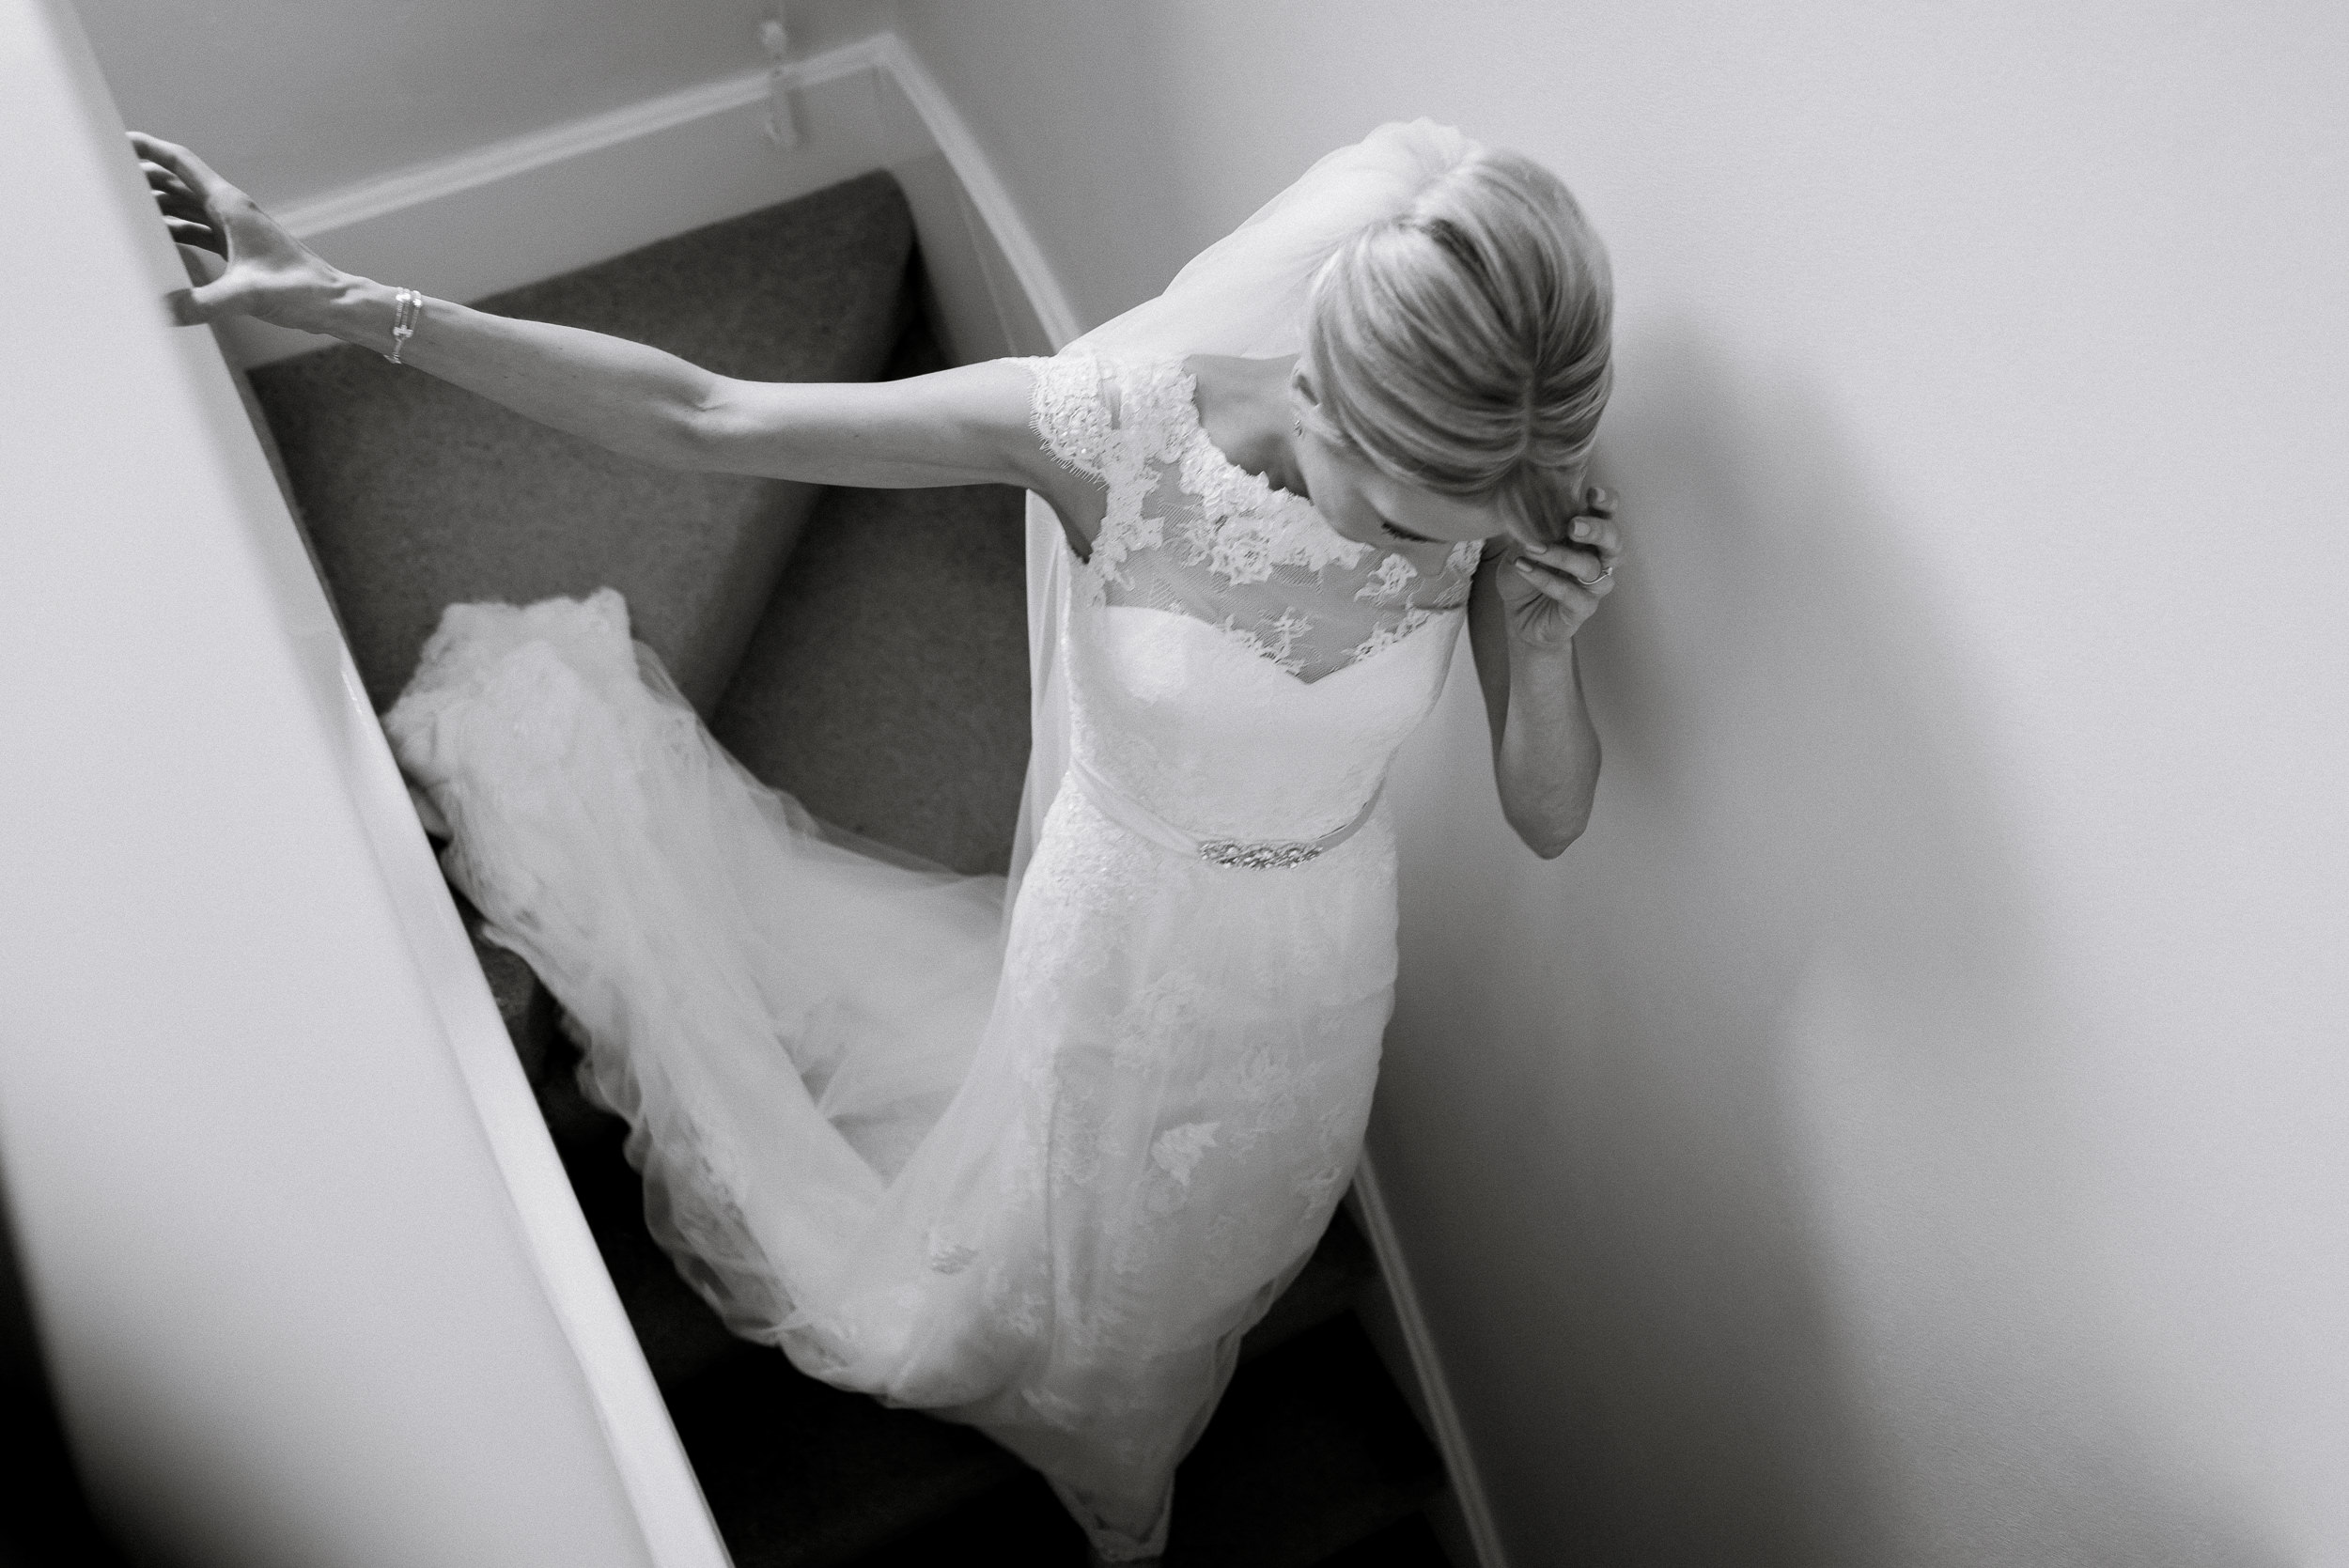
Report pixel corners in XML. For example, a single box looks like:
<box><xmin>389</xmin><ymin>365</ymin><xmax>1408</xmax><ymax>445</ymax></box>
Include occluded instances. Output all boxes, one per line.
<box><xmin>70</xmin><ymin>0</ymin><xmax>1068</xmax><ymax>374</ymax></box>
<box><xmin>896</xmin><ymin>4</ymin><xmax>2349</xmax><ymax>1564</ymax></box>
<box><xmin>0</xmin><ymin>4</ymin><xmax>729</xmax><ymax>1563</ymax></box>
<box><xmin>74</xmin><ymin>0</ymin><xmax>887</xmax><ymax>209</ymax></box>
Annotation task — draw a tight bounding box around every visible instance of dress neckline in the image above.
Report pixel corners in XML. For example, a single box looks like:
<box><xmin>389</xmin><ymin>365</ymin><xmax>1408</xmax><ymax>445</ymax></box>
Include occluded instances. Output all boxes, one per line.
<box><xmin>1163</xmin><ymin>358</ymin><xmax>1478</xmax><ymax>582</ymax></box>
<box><xmin>1164</xmin><ymin>361</ymin><xmax>1372</xmax><ymax>558</ymax></box>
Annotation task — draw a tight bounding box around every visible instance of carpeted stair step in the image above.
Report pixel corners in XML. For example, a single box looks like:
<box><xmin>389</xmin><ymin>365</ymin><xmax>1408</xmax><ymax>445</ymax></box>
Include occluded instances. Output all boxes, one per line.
<box><xmin>460</xmin><ymin>905</ymin><xmax>558</xmax><ymax>1086</ymax></box>
<box><xmin>1239</xmin><ymin>1195</ymin><xmax>1377</xmax><ymax>1364</ymax></box>
<box><xmin>1316</xmin><ymin>1511</ymin><xmax>1456</xmax><ymax>1567</ymax></box>
<box><xmin>545</xmin><ymin>1085</ymin><xmax>748</xmax><ymax>1389</ymax></box>
<box><xmin>1160</xmin><ymin>1313</ymin><xmax>1448</xmax><ymax>1567</ymax></box>
<box><xmin>667</xmin><ymin>1343</ymin><xmax>1025</xmax><ymax>1568</ymax></box>
<box><xmin>708</xmin><ymin>313</ymin><xmax>1032</xmax><ymax>876</ymax></box>
<box><xmin>852</xmin><ymin>1312</ymin><xmax>1447</xmax><ymax>1568</ymax></box>
<box><xmin>249</xmin><ymin>172</ymin><xmax>918</xmax><ymax>715</ymax></box>
<box><xmin>710</xmin><ymin>478</ymin><xmax>1033</xmax><ymax>875</ymax></box>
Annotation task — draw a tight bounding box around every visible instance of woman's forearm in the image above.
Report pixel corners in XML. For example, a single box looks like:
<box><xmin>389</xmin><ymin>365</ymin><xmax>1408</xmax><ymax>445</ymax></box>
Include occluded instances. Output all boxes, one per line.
<box><xmin>288</xmin><ymin>273</ymin><xmax>1035</xmax><ymax>489</ymax></box>
<box><xmin>296</xmin><ymin>274</ymin><xmax>719</xmax><ymax>469</ymax></box>
<box><xmin>134</xmin><ymin>133</ymin><xmax>1032</xmax><ymax>486</ymax></box>
<box><xmin>1494</xmin><ymin>635</ymin><xmax>1601</xmax><ymax>859</ymax></box>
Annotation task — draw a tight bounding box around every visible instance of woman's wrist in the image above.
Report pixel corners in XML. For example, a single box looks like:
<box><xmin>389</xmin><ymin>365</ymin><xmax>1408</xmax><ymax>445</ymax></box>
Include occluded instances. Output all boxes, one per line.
<box><xmin>1506</xmin><ymin>618</ymin><xmax>1581</xmax><ymax>667</ymax></box>
<box><xmin>285</xmin><ymin>272</ymin><xmax>399</xmax><ymax>349</ymax></box>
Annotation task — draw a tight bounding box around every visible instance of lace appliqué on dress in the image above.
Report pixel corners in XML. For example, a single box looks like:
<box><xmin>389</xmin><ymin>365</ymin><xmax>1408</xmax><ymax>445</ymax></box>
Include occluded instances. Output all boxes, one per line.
<box><xmin>1021</xmin><ymin>352</ymin><xmax>1480</xmax><ymax>685</ymax></box>
<box><xmin>1026</xmin><ymin>352</ymin><xmax>1116</xmax><ymax>481</ymax></box>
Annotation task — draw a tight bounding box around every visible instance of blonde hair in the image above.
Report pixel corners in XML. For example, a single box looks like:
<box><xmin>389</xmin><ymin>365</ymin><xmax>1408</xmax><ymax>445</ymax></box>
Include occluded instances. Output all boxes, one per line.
<box><xmin>1300</xmin><ymin>148</ymin><xmax>1613</xmax><ymax>542</ymax></box>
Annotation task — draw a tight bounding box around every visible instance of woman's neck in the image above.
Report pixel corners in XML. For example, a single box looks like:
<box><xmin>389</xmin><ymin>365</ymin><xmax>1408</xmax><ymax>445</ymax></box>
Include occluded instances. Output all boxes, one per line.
<box><xmin>1184</xmin><ymin>354</ymin><xmax>1309</xmax><ymax>499</ymax></box>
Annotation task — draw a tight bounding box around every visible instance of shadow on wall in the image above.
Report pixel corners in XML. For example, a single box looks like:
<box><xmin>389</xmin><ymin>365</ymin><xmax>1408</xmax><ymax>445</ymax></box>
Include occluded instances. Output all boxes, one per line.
<box><xmin>0</xmin><ymin>1166</ymin><xmax>131</xmax><ymax>1565</ymax></box>
<box><xmin>1378</xmin><ymin>321</ymin><xmax>2280</xmax><ymax>1567</ymax></box>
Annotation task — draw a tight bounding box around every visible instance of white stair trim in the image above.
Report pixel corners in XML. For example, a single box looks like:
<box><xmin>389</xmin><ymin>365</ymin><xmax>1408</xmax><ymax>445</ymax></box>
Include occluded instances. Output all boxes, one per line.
<box><xmin>230</xmin><ymin>31</ymin><xmax>1081</xmax><ymax>368</ymax></box>
<box><xmin>1353</xmin><ymin>1153</ymin><xmax>1511</xmax><ymax>1568</ymax></box>
<box><xmin>273</xmin><ymin>51</ymin><xmax>870</xmax><ymax>240</ymax></box>
<box><xmin>865</xmin><ymin>33</ymin><xmax>1082</xmax><ymax>350</ymax></box>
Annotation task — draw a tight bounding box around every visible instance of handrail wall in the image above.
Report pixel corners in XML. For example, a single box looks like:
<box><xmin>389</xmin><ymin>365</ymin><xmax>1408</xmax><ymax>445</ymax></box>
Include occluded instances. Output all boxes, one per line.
<box><xmin>0</xmin><ymin>3</ymin><xmax>729</xmax><ymax>1563</ymax></box>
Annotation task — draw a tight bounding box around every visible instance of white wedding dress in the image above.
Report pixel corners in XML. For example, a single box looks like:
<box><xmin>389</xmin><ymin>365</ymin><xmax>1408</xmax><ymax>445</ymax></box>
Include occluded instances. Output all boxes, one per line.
<box><xmin>386</xmin><ymin>121</ymin><xmax>1484</xmax><ymax>1560</ymax></box>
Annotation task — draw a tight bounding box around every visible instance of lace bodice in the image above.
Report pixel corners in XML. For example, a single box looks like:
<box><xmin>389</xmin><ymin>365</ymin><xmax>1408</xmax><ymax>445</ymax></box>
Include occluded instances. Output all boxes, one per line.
<box><xmin>1022</xmin><ymin>352</ymin><xmax>1479</xmax><ymax>844</ymax></box>
<box><xmin>1025</xmin><ymin>354</ymin><xmax>1480</xmax><ymax>683</ymax></box>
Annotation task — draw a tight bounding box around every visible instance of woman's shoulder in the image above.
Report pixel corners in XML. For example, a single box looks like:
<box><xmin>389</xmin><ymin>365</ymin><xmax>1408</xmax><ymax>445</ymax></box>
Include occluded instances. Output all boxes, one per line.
<box><xmin>1020</xmin><ymin>348</ymin><xmax>1194</xmax><ymax>406</ymax></box>
<box><xmin>1018</xmin><ymin>349</ymin><xmax>1196</xmax><ymax>477</ymax></box>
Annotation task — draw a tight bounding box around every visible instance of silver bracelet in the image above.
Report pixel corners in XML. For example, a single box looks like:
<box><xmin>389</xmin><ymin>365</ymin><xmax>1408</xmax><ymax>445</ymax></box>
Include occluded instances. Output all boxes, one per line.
<box><xmin>383</xmin><ymin>287</ymin><xmax>424</xmax><ymax>364</ymax></box>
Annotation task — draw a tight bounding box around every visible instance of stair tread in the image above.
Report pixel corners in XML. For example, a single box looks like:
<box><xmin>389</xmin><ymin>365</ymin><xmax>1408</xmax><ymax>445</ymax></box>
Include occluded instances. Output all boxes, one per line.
<box><xmin>1241</xmin><ymin>1202</ymin><xmax>1377</xmax><ymax>1362</ymax></box>
<box><xmin>712</xmin><ymin>477</ymin><xmax>1031</xmax><ymax>877</ymax></box>
<box><xmin>851</xmin><ymin>1312</ymin><xmax>1446</xmax><ymax>1568</ymax></box>
<box><xmin>457</xmin><ymin>900</ymin><xmax>555</xmax><ymax>1085</ymax></box>
<box><xmin>668</xmin><ymin>1347</ymin><xmax>1025</xmax><ymax>1568</ymax></box>
<box><xmin>249</xmin><ymin>172</ymin><xmax>916</xmax><ymax>713</ymax></box>
<box><xmin>1315</xmin><ymin>1510</ymin><xmax>1455</xmax><ymax>1567</ymax></box>
<box><xmin>1170</xmin><ymin>1312</ymin><xmax>1448</xmax><ymax>1567</ymax></box>
<box><xmin>575</xmin><ymin>1169</ymin><xmax>746</xmax><ymax>1389</ymax></box>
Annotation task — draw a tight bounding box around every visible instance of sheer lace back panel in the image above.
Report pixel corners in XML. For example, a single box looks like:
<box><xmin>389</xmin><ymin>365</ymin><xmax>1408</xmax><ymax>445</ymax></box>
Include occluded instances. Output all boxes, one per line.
<box><xmin>1025</xmin><ymin>354</ymin><xmax>1481</xmax><ymax>685</ymax></box>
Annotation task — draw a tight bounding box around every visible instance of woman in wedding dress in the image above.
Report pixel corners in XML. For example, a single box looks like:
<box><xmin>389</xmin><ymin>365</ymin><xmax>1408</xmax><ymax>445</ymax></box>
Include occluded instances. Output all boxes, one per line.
<box><xmin>137</xmin><ymin>119</ymin><xmax>1617</xmax><ymax>1560</ymax></box>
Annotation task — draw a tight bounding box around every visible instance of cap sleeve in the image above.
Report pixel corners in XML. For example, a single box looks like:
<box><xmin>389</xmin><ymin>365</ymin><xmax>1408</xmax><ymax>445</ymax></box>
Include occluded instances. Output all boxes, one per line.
<box><xmin>1019</xmin><ymin>351</ymin><xmax>1114</xmax><ymax>481</ymax></box>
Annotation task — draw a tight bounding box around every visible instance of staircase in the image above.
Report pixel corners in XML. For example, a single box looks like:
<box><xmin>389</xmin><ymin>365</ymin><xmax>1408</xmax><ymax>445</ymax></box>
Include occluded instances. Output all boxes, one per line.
<box><xmin>248</xmin><ymin>172</ymin><xmax>1456</xmax><ymax>1568</ymax></box>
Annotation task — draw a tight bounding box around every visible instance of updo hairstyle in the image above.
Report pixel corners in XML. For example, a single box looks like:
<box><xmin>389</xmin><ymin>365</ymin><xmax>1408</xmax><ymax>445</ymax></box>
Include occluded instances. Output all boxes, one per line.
<box><xmin>1299</xmin><ymin>148</ymin><xmax>1613</xmax><ymax>543</ymax></box>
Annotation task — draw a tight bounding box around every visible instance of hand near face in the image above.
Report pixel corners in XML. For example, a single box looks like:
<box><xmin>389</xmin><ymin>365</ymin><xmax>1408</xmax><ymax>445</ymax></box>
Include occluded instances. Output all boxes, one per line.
<box><xmin>1497</xmin><ymin>486</ymin><xmax>1620</xmax><ymax>649</ymax></box>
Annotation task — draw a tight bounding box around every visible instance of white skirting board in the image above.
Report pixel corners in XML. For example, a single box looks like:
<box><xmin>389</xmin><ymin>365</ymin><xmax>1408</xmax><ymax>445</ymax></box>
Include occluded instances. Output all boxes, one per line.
<box><xmin>1350</xmin><ymin>1154</ymin><xmax>1512</xmax><ymax>1568</ymax></box>
<box><xmin>217</xmin><ymin>32</ymin><xmax>1077</xmax><ymax>368</ymax></box>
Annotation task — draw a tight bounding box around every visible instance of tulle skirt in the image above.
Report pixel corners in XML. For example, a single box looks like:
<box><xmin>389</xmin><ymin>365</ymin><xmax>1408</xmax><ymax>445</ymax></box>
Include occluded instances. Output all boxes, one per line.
<box><xmin>386</xmin><ymin>589</ymin><xmax>1397</xmax><ymax>1559</ymax></box>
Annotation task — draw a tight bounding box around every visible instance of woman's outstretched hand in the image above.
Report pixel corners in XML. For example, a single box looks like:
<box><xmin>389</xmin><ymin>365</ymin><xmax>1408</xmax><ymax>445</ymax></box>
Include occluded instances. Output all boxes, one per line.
<box><xmin>131</xmin><ymin>132</ymin><xmax>342</xmax><ymax>330</ymax></box>
<box><xmin>1498</xmin><ymin>486</ymin><xmax>1621</xmax><ymax>650</ymax></box>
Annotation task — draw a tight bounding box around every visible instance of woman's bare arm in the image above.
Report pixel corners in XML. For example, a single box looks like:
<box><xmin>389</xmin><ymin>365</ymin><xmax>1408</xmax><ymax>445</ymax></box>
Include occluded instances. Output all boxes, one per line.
<box><xmin>335</xmin><ymin>287</ymin><xmax>1045</xmax><ymax>487</ymax></box>
<box><xmin>1468</xmin><ymin>491</ymin><xmax>1618</xmax><ymax>858</ymax></box>
<box><xmin>132</xmin><ymin>133</ymin><xmax>1065</xmax><ymax>501</ymax></box>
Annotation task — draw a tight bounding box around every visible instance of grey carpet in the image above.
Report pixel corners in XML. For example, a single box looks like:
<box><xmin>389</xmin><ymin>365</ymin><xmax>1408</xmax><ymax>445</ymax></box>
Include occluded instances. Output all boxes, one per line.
<box><xmin>249</xmin><ymin>172</ymin><xmax>916</xmax><ymax>714</ymax></box>
<box><xmin>711</xmin><ymin>318</ymin><xmax>1031</xmax><ymax>876</ymax></box>
<box><xmin>711</xmin><ymin>479</ymin><xmax>1032</xmax><ymax>876</ymax></box>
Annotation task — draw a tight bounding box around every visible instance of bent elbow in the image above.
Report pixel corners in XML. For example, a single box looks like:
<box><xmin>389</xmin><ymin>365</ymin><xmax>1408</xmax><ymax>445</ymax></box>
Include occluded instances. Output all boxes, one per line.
<box><xmin>1523</xmin><ymin>825</ymin><xmax>1582</xmax><ymax>861</ymax></box>
<box><xmin>1507</xmin><ymin>804</ymin><xmax>1588</xmax><ymax>861</ymax></box>
<box><xmin>662</xmin><ymin>403</ymin><xmax>733</xmax><ymax>472</ymax></box>
<box><xmin>661</xmin><ymin>374</ymin><xmax>757</xmax><ymax>472</ymax></box>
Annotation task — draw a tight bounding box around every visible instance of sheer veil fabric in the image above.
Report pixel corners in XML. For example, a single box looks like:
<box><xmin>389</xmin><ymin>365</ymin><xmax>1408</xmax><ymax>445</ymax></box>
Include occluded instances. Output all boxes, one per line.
<box><xmin>385</xmin><ymin>121</ymin><xmax>1481</xmax><ymax>1562</ymax></box>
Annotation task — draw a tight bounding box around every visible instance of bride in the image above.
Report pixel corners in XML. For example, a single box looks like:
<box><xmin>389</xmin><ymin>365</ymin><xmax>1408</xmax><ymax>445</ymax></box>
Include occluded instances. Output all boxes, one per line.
<box><xmin>135</xmin><ymin>119</ymin><xmax>1618</xmax><ymax>1561</ymax></box>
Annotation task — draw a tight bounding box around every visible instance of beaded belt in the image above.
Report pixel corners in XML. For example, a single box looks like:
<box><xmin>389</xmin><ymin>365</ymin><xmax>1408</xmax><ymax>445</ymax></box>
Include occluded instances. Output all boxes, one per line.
<box><xmin>1067</xmin><ymin>755</ymin><xmax>1381</xmax><ymax>870</ymax></box>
